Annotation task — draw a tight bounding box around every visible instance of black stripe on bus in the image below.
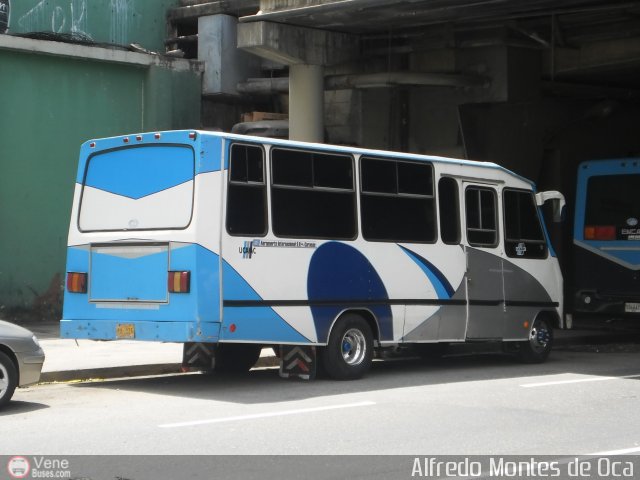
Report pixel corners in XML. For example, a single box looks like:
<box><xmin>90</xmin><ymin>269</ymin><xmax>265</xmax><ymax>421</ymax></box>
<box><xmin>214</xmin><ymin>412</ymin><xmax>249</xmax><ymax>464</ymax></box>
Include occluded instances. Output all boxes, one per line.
<box><xmin>223</xmin><ymin>299</ymin><xmax>558</xmax><ymax>308</ymax></box>
<box><xmin>504</xmin><ymin>300</ymin><xmax>560</xmax><ymax>308</ymax></box>
<box><xmin>223</xmin><ymin>299</ymin><xmax>466</xmax><ymax>308</ymax></box>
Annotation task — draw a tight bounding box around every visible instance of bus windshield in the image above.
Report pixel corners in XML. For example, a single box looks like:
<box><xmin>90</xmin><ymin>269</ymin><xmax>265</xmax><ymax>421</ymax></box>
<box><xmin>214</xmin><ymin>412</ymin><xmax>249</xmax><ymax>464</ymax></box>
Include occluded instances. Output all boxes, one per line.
<box><xmin>78</xmin><ymin>145</ymin><xmax>195</xmax><ymax>232</ymax></box>
<box><xmin>585</xmin><ymin>174</ymin><xmax>640</xmax><ymax>239</ymax></box>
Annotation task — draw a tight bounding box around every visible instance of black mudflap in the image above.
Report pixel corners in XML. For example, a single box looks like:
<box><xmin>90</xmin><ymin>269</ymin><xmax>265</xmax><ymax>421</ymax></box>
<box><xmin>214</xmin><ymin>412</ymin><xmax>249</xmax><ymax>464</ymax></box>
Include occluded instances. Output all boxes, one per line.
<box><xmin>279</xmin><ymin>345</ymin><xmax>317</xmax><ymax>380</ymax></box>
<box><xmin>182</xmin><ymin>342</ymin><xmax>216</xmax><ymax>372</ymax></box>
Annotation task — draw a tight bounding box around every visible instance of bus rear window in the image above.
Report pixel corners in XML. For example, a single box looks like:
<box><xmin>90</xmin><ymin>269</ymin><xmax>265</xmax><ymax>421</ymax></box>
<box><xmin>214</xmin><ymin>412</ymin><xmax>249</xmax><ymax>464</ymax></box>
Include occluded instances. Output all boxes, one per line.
<box><xmin>78</xmin><ymin>145</ymin><xmax>195</xmax><ymax>231</ymax></box>
<box><xmin>585</xmin><ymin>174</ymin><xmax>640</xmax><ymax>240</ymax></box>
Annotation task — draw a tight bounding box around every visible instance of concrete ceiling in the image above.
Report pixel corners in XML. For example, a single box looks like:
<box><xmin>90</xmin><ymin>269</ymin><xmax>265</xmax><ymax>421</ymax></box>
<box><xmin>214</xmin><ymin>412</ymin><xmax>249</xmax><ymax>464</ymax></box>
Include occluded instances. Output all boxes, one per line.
<box><xmin>236</xmin><ymin>0</ymin><xmax>640</xmax><ymax>87</ymax></box>
<box><xmin>172</xmin><ymin>0</ymin><xmax>640</xmax><ymax>88</ymax></box>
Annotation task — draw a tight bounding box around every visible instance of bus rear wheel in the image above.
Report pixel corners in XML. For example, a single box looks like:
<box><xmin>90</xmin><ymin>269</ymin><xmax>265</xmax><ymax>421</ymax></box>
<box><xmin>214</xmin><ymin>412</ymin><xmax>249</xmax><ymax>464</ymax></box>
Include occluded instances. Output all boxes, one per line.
<box><xmin>518</xmin><ymin>316</ymin><xmax>553</xmax><ymax>364</ymax></box>
<box><xmin>321</xmin><ymin>314</ymin><xmax>373</xmax><ymax>380</ymax></box>
<box><xmin>214</xmin><ymin>344</ymin><xmax>262</xmax><ymax>373</ymax></box>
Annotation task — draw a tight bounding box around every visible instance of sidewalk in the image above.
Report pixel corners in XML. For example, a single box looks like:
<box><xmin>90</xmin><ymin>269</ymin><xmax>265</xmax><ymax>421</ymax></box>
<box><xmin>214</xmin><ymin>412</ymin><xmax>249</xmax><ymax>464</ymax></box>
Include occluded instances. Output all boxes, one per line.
<box><xmin>8</xmin><ymin>319</ymin><xmax>636</xmax><ymax>384</ymax></box>
<box><xmin>20</xmin><ymin>320</ymin><xmax>278</xmax><ymax>383</ymax></box>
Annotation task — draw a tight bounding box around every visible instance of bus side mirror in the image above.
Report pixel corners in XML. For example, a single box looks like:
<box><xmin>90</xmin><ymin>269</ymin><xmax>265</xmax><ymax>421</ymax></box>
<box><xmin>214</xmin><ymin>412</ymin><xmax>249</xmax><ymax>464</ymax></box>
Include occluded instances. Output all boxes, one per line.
<box><xmin>536</xmin><ymin>190</ymin><xmax>566</xmax><ymax>223</ymax></box>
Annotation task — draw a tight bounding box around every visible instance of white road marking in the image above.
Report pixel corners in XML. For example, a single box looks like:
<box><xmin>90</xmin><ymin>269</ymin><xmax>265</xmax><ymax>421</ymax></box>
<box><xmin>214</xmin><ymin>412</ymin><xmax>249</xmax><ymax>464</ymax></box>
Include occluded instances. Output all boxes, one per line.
<box><xmin>158</xmin><ymin>400</ymin><xmax>376</xmax><ymax>428</ymax></box>
<box><xmin>586</xmin><ymin>446</ymin><xmax>640</xmax><ymax>456</ymax></box>
<box><xmin>521</xmin><ymin>374</ymin><xmax>640</xmax><ymax>388</ymax></box>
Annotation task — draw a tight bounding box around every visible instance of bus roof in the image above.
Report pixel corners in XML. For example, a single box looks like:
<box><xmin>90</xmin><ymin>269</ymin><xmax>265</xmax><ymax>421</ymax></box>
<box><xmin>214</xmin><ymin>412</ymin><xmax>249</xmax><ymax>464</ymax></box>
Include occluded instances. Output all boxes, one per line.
<box><xmin>81</xmin><ymin>129</ymin><xmax>535</xmax><ymax>188</ymax></box>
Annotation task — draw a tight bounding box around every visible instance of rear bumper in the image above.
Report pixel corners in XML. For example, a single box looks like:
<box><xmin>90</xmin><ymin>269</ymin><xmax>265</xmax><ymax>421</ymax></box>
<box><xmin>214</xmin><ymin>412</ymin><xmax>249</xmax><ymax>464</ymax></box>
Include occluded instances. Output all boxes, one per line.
<box><xmin>574</xmin><ymin>290</ymin><xmax>640</xmax><ymax>316</ymax></box>
<box><xmin>60</xmin><ymin>319</ymin><xmax>220</xmax><ymax>342</ymax></box>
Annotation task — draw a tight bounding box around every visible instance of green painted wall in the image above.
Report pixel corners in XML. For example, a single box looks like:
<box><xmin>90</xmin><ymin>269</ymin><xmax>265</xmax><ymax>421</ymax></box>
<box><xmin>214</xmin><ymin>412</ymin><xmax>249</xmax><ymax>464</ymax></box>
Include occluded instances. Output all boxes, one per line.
<box><xmin>6</xmin><ymin>0</ymin><xmax>179</xmax><ymax>52</ymax></box>
<box><xmin>0</xmin><ymin>47</ymin><xmax>201</xmax><ymax>313</ymax></box>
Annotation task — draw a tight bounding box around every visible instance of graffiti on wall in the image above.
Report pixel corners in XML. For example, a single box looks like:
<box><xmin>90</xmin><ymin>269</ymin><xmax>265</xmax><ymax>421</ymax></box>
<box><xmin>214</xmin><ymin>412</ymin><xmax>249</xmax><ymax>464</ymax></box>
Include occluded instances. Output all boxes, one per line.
<box><xmin>0</xmin><ymin>0</ymin><xmax>9</xmax><ymax>34</ymax></box>
<box><xmin>17</xmin><ymin>0</ymin><xmax>90</xmax><ymax>39</ymax></box>
<box><xmin>18</xmin><ymin>0</ymin><xmax>90</xmax><ymax>38</ymax></box>
<box><xmin>13</xmin><ymin>0</ymin><xmax>142</xmax><ymax>46</ymax></box>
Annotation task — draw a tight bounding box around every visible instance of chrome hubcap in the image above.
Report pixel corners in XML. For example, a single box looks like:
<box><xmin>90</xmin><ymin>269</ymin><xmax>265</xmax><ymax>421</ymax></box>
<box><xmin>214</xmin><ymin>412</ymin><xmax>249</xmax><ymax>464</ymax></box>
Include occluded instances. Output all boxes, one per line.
<box><xmin>341</xmin><ymin>328</ymin><xmax>367</xmax><ymax>366</ymax></box>
<box><xmin>529</xmin><ymin>321</ymin><xmax>551</xmax><ymax>353</ymax></box>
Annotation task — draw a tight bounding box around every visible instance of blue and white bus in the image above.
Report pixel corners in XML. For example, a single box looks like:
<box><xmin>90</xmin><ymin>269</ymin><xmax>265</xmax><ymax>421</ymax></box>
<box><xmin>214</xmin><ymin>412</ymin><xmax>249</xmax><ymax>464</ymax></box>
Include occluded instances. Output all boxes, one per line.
<box><xmin>62</xmin><ymin>130</ymin><xmax>564</xmax><ymax>379</ymax></box>
<box><xmin>573</xmin><ymin>158</ymin><xmax>640</xmax><ymax>317</ymax></box>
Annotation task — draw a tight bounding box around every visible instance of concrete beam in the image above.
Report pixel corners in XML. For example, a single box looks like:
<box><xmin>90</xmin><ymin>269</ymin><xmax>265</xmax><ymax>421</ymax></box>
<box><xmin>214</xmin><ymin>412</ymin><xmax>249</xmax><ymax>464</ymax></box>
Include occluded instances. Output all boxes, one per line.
<box><xmin>238</xmin><ymin>71</ymin><xmax>488</xmax><ymax>94</ymax></box>
<box><xmin>548</xmin><ymin>36</ymin><xmax>640</xmax><ymax>76</ymax></box>
<box><xmin>169</xmin><ymin>1</ymin><xmax>259</xmax><ymax>21</ymax></box>
<box><xmin>237</xmin><ymin>21</ymin><xmax>358</xmax><ymax>66</ymax></box>
<box><xmin>0</xmin><ymin>34</ymin><xmax>203</xmax><ymax>73</ymax></box>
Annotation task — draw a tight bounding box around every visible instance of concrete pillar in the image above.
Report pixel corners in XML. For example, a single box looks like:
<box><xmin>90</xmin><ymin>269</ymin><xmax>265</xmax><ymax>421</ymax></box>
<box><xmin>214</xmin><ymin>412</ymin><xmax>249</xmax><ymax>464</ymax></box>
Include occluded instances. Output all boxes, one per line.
<box><xmin>199</xmin><ymin>15</ymin><xmax>260</xmax><ymax>96</ymax></box>
<box><xmin>237</xmin><ymin>21</ymin><xmax>358</xmax><ymax>143</ymax></box>
<box><xmin>289</xmin><ymin>64</ymin><xmax>324</xmax><ymax>142</ymax></box>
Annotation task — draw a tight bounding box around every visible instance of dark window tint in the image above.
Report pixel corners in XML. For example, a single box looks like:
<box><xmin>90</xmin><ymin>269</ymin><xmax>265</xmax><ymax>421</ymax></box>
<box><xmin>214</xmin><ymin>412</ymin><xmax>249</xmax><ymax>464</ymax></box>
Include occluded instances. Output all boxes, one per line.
<box><xmin>361</xmin><ymin>158</ymin><xmax>396</xmax><ymax>194</ymax></box>
<box><xmin>271</xmin><ymin>149</ymin><xmax>312</xmax><ymax>187</ymax></box>
<box><xmin>226</xmin><ymin>144</ymin><xmax>267</xmax><ymax>236</ymax></box>
<box><xmin>439</xmin><ymin>177</ymin><xmax>460</xmax><ymax>244</ymax></box>
<box><xmin>271</xmin><ymin>148</ymin><xmax>356</xmax><ymax>239</ymax></box>
<box><xmin>360</xmin><ymin>157</ymin><xmax>435</xmax><ymax>242</ymax></box>
<box><xmin>465</xmin><ymin>187</ymin><xmax>497</xmax><ymax>247</ymax></box>
<box><xmin>229</xmin><ymin>144</ymin><xmax>264</xmax><ymax>183</ymax></box>
<box><xmin>586</xmin><ymin>174</ymin><xmax>640</xmax><ymax>227</ymax></box>
<box><xmin>503</xmin><ymin>189</ymin><xmax>547</xmax><ymax>258</ymax></box>
<box><xmin>399</xmin><ymin>162</ymin><xmax>433</xmax><ymax>195</ymax></box>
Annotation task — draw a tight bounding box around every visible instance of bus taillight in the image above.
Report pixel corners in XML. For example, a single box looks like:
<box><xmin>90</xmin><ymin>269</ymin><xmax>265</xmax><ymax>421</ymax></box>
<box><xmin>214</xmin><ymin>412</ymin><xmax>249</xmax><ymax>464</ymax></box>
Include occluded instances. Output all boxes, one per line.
<box><xmin>584</xmin><ymin>225</ymin><xmax>616</xmax><ymax>240</ymax></box>
<box><xmin>66</xmin><ymin>272</ymin><xmax>87</xmax><ymax>293</ymax></box>
<box><xmin>168</xmin><ymin>271</ymin><xmax>190</xmax><ymax>293</ymax></box>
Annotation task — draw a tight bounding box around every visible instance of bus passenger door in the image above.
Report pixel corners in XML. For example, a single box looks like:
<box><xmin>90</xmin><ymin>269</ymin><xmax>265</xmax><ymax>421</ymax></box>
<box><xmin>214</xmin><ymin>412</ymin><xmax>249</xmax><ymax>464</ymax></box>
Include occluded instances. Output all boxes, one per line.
<box><xmin>462</xmin><ymin>183</ymin><xmax>505</xmax><ymax>340</ymax></box>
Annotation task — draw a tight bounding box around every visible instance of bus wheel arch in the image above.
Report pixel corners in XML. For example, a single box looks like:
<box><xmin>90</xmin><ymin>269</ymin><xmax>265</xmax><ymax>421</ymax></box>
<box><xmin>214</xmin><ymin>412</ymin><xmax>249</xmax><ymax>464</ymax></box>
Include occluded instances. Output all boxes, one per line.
<box><xmin>321</xmin><ymin>311</ymin><xmax>376</xmax><ymax>380</ymax></box>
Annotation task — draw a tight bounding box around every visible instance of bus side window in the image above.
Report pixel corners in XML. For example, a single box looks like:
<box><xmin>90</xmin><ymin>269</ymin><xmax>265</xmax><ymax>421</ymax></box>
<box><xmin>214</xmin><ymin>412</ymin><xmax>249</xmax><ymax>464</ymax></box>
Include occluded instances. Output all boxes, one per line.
<box><xmin>226</xmin><ymin>144</ymin><xmax>267</xmax><ymax>236</ymax></box>
<box><xmin>271</xmin><ymin>148</ymin><xmax>356</xmax><ymax>239</ymax></box>
<box><xmin>465</xmin><ymin>186</ymin><xmax>498</xmax><ymax>247</ymax></box>
<box><xmin>360</xmin><ymin>157</ymin><xmax>436</xmax><ymax>243</ymax></box>
<box><xmin>503</xmin><ymin>189</ymin><xmax>547</xmax><ymax>259</ymax></box>
<box><xmin>438</xmin><ymin>177</ymin><xmax>460</xmax><ymax>244</ymax></box>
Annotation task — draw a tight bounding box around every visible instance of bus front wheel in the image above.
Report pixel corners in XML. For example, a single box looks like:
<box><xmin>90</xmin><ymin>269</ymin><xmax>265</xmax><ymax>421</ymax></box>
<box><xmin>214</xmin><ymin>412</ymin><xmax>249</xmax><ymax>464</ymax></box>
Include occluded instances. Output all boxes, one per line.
<box><xmin>518</xmin><ymin>316</ymin><xmax>553</xmax><ymax>364</ymax></box>
<box><xmin>321</xmin><ymin>314</ymin><xmax>373</xmax><ymax>380</ymax></box>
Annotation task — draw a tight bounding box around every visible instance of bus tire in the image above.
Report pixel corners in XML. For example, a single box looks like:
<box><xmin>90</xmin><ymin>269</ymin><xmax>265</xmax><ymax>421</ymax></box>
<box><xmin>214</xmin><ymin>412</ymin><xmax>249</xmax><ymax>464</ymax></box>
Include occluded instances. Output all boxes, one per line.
<box><xmin>0</xmin><ymin>350</ymin><xmax>18</xmax><ymax>409</ymax></box>
<box><xmin>321</xmin><ymin>314</ymin><xmax>373</xmax><ymax>380</ymax></box>
<box><xmin>214</xmin><ymin>344</ymin><xmax>262</xmax><ymax>373</ymax></box>
<box><xmin>518</xmin><ymin>316</ymin><xmax>553</xmax><ymax>364</ymax></box>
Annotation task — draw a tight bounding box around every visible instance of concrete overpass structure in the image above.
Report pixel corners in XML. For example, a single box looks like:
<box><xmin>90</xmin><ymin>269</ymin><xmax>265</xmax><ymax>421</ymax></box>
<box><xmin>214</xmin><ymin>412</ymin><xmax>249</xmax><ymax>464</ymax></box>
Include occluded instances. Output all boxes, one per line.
<box><xmin>168</xmin><ymin>0</ymin><xmax>640</xmax><ymax>306</ymax></box>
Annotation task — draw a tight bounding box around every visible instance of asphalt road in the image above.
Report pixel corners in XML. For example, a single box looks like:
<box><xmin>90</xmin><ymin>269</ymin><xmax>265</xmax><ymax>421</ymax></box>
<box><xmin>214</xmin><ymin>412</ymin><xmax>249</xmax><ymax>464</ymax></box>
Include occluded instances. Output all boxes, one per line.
<box><xmin>2</xmin><ymin>343</ymin><xmax>640</xmax><ymax>458</ymax></box>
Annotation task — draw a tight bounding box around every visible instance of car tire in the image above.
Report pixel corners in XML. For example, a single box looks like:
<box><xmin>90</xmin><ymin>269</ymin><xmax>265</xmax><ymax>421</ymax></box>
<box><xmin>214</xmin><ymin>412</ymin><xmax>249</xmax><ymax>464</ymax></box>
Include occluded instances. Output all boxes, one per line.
<box><xmin>0</xmin><ymin>350</ymin><xmax>18</xmax><ymax>408</ymax></box>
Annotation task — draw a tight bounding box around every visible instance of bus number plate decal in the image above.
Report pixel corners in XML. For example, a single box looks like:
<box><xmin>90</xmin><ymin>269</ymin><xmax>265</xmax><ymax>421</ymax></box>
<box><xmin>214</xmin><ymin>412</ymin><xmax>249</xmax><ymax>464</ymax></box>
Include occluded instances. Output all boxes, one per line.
<box><xmin>625</xmin><ymin>303</ymin><xmax>640</xmax><ymax>313</ymax></box>
<box><xmin>116</xmin><ymin>323</ymin><xmax>135</xmax><ymax>339</ymax></box>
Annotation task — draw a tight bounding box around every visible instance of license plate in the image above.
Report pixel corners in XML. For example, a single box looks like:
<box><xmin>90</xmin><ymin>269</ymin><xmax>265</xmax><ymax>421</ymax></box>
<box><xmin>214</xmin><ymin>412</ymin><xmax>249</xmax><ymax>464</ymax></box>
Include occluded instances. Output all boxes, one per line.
<box><xmin>116</xmin><ymin>323</ymin><xmax>135</xmax><ymax>339</ymax></box>
<box><xmin>625</xmin><ymin>302</ymin><xmax>640</xmax><ymax>313</ymax></box>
